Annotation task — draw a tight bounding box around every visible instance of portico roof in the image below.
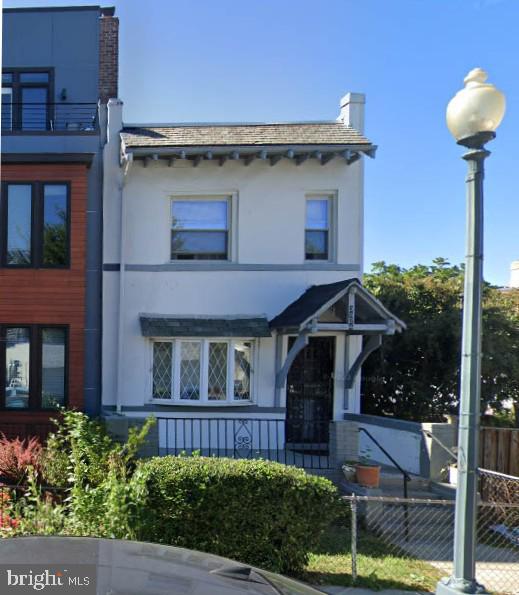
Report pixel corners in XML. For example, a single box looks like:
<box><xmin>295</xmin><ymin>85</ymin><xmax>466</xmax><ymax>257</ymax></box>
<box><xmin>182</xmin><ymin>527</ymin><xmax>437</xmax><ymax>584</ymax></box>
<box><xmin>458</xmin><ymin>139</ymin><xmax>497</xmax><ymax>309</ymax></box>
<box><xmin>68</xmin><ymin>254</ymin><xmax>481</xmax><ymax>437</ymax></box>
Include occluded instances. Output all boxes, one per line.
<box><xmin>270</xmin><ymin>278</ymin><xmax>406</xmax><ymax>334</ymax></box>
<box><xmin>271</xmin><ymin>279</ymin><xmax>406</xmax><ymax>393</ymax></box>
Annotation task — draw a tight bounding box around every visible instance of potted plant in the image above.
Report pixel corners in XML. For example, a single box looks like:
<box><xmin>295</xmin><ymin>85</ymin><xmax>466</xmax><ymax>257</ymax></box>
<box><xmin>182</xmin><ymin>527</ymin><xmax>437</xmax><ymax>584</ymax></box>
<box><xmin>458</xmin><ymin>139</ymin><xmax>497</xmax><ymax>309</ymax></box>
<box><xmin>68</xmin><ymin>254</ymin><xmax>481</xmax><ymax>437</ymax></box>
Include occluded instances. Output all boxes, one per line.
<box><xmin>355</xmin><ymin>447</ymin><xmax>381</xmax><ymax>488</ymax></box>
<box><xmin>341</xmin><ymin>461</ymin><xmax>357</xmax><ymax>482</ymax></box>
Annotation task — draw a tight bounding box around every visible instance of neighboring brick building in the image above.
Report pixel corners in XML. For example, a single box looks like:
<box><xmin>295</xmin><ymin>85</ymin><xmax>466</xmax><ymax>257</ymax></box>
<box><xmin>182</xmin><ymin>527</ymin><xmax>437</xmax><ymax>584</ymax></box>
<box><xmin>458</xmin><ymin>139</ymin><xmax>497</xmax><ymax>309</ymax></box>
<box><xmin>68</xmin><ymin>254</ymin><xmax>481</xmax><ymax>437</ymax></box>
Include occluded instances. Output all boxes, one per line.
<box><xmin>1</xmin><ymin>6</ymin><xmax>119</xmax><ymax>438</ymax></box>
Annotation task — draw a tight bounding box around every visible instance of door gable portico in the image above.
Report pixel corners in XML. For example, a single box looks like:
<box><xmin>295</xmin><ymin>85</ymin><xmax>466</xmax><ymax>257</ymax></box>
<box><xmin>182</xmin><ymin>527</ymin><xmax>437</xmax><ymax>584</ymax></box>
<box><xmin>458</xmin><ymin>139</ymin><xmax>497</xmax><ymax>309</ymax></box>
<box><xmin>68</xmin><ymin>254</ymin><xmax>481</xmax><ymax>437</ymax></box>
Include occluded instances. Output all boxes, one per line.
<box><xmin>270</xmin><ymin>279</ymin><xmax>406</xmax><ymax>391</ymax></box>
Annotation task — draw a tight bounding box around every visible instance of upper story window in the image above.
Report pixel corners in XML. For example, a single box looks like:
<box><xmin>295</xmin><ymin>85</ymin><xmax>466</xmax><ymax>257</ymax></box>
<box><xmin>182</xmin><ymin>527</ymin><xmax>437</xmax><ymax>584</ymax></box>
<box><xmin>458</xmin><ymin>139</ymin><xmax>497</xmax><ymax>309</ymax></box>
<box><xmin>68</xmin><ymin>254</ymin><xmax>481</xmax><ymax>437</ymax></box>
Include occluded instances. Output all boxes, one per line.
<box><xmin>305</xmin><ymin>196</ymin><xmax>332</xmax><ymax>261</ymax></box>
<box><xmin>1</xmin><ymin>325</ymin><xmax>67</xmax><ymax>410</ymax></box>
<box><xmin>2</xmin><ymin>69</ymin><xmax>52</xmax><ymax>131</ymax></box>
<box><xmin>1</xmin><ymin>182</ymin><xmax>70</xmax><ymax>268</ymax></box>
<box><xmin>152</xmin><ymin>339</ymin><xmax>253</xmax><ymax>404</ymax></box>
<box><xmin>171</xmin><ymin>198</ymin><xmax>229</xmax><ymax>260</ymax></box>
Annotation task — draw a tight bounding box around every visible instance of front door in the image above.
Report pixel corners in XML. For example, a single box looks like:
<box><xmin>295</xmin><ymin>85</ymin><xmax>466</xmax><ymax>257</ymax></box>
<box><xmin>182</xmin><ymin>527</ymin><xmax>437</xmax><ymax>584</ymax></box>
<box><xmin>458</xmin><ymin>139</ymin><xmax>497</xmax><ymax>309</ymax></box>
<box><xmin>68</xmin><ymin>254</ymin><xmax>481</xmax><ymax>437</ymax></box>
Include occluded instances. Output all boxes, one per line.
<box><xmin>286</xmin><ymin>336</ymin><xmax>335</xmax><ymax>445</ymax></box>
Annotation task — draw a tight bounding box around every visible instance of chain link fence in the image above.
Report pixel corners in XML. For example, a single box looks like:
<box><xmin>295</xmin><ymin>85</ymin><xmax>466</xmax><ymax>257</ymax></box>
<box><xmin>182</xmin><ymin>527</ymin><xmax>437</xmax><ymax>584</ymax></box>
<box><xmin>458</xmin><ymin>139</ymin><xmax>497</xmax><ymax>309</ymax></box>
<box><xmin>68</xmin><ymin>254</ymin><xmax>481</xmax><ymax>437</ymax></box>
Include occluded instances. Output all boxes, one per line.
<box><xmin>345</xmin><ymin>490</ymin><xmax>519</xmax><ymax>594</ymax></box>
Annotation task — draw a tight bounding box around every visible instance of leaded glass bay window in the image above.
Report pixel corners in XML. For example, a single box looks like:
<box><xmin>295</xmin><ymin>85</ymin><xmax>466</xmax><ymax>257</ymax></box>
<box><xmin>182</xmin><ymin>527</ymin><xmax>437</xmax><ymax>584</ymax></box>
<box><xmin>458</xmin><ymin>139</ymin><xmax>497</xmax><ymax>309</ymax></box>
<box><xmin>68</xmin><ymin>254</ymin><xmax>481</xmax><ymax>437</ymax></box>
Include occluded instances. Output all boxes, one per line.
<box><xmin>153</xmin><ymin>342</ymin><xmax>172</xmax><ymax>399</ymax></box>
<box><xmin>234</xmin><ymin>342</ymin><xmax>252</xmax><ymax>400</ymax></box>
<box><xmin>208</xmin><ymin>342</ymin><xmax>227</xmax><ymax>401</ymax></box>
<box><xmin>152</xmin><ymin>339</ymin><xmax>253</xmax><ymax>404</ymax></box>
<box><xmin>180</xmin><ymin>341</ymin><xmax>201</xmax><ymax>400</ymax></box>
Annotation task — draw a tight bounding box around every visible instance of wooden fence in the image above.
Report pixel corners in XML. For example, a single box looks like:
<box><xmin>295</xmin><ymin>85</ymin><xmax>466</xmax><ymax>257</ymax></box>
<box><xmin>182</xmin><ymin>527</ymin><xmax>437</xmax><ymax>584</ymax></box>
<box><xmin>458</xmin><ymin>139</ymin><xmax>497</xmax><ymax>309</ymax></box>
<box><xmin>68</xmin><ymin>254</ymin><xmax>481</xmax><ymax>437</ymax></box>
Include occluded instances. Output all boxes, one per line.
<box><xmin>480</xmin><ymin>427</ymin><xmax>519</xmax><ymax>477</ymax></box>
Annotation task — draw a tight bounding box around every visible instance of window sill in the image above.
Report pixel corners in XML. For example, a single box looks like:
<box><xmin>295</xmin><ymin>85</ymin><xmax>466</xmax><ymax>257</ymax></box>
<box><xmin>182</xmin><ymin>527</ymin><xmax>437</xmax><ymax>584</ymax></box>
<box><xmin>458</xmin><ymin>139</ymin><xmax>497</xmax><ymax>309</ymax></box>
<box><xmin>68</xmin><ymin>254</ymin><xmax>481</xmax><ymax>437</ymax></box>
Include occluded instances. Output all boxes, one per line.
<box><xmin>150</xmin><ymin>399</ymin><xmax>253</xmax><ymax>407</ymax></box>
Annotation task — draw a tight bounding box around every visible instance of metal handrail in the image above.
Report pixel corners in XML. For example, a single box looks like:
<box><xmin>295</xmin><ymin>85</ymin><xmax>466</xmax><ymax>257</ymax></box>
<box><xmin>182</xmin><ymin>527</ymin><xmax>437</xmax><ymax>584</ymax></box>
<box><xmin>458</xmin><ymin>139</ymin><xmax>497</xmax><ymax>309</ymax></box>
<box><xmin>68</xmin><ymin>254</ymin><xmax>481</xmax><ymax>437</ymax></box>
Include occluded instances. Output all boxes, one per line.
<box><xmin>358</xmin><ymin>427</ymin><xmax>412</xmax><ymax>499</ymax></box>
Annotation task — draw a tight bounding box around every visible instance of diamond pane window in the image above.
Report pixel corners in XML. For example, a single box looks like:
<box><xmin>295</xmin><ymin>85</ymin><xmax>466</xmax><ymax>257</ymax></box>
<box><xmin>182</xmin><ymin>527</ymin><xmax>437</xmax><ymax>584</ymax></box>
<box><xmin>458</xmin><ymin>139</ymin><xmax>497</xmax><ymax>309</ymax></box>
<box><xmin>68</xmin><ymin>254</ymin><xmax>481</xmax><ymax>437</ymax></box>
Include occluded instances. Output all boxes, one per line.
<box><xmin>208</xmin><ymin>342</ymin><xmax>228</xmax><ymax>400</ymax></box>
<box><xmin>153</xmin><ymin>342</ymin><xmax>172</xmax><ymax>399</ymax></box>
<box><xmin>234</xmin><ymin>342</ymin><xmax>252</xmax><ymax>400</ymax></box>
<box><xmin>180</xmin><ymin>341</ymin><xmax>201</xmax><ymax>400</ymax></box>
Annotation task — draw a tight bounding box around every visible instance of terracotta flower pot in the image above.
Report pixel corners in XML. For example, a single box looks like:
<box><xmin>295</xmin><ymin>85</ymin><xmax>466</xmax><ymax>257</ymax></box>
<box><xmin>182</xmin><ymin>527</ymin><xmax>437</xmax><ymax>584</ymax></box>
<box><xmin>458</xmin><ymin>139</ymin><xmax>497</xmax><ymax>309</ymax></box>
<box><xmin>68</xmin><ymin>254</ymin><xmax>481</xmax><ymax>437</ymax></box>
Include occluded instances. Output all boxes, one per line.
<box><xmin>355</xmin><ymin>464</ymin><xmax>381</xmax><ymax>488</ymax></box>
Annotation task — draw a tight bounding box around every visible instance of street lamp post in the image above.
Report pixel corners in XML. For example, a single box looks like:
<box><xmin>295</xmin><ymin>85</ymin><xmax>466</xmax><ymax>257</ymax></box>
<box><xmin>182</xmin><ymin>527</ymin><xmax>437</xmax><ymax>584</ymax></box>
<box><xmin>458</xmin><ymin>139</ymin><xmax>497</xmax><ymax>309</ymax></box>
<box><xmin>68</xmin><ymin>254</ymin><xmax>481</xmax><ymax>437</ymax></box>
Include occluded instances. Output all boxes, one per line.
<box><xmin>436</xmin><ymin>68</ymin><xmax>505</xmax><ymax>595</ymax></box>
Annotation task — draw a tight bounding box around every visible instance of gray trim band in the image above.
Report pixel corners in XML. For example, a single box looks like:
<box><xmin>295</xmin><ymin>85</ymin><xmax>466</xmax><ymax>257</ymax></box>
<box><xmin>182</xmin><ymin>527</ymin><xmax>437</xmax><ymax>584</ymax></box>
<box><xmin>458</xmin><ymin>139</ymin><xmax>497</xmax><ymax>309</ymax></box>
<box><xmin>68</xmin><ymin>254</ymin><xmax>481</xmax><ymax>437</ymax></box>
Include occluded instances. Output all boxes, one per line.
<box><xmin>104</xmin><ymin>263</ymin><xmax>361</xmax><ymax>273</ymax></box>
<box><xmin>103</xmin><ymin>405</ymin><xmax>286</xmax><ymax>414</ymax></box>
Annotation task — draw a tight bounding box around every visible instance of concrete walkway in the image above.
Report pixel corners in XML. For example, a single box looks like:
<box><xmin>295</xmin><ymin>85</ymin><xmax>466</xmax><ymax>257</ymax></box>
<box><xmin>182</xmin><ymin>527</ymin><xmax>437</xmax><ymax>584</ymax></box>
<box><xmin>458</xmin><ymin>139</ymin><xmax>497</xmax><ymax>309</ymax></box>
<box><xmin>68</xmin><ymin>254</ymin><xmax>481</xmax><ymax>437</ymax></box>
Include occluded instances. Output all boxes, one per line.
<box><xmin>320</xmin><ymin>588</ymin><xmax>430</xmax><ymax>595</ymax></box>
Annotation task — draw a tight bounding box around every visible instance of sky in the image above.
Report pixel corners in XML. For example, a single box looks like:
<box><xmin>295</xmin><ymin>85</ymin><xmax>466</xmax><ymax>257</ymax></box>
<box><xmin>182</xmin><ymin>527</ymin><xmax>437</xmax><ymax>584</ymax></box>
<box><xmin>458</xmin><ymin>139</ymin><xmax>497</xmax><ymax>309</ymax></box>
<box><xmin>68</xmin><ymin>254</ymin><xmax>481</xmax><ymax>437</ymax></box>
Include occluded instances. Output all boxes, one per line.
<box><xmin>2</xmin><ymin>0</ymin><xmax>518</xmax><ymax>286</ymax></box>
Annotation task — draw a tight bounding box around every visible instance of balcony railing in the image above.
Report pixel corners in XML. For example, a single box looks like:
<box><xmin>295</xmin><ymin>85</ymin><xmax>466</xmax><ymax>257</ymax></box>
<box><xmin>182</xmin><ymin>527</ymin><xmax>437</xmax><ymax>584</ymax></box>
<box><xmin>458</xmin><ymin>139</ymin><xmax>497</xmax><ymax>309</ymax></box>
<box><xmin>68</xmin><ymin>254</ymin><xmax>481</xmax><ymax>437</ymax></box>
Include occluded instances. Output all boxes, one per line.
<box><xmin>1</xmin><ymin>102</ymin><xmax>98</xmax><ymax>132</ymax></box>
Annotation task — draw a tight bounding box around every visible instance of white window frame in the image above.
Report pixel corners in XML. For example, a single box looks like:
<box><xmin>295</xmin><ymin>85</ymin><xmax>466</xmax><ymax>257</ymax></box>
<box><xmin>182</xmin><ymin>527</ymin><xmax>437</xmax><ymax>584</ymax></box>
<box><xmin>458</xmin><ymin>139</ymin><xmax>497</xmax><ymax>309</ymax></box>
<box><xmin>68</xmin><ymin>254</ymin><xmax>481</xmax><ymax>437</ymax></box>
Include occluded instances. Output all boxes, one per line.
<box><xmin>304</xmin><ymin>193</ymin><xmax>337</xmax><ymax>263</ymax></box>
<box><xmin>169</xmin><ymin>193</ymin><xmax>238</xmax><ymax>262</ymax></box>
<box><xmin>150</xmin><ymin>337</ymin><xmax>255</xmax><ymax>405</ymax></box>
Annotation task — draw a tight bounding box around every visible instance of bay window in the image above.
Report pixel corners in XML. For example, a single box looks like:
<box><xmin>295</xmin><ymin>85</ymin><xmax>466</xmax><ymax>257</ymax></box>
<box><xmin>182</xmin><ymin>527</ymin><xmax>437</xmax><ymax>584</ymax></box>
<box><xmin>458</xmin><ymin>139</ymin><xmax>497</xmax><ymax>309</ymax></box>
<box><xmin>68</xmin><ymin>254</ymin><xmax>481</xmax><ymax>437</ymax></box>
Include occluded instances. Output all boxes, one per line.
<box><xmin>152</xmin><ymin>339</ymin><xmax>253</xmax><ymax>403</ymax></box>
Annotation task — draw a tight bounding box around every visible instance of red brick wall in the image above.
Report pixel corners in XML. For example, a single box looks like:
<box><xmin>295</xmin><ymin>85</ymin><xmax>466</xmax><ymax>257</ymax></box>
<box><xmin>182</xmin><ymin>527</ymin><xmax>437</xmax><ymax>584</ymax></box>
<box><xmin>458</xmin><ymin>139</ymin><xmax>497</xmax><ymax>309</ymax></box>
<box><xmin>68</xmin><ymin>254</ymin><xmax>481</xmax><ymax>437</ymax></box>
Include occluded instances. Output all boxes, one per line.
<box><xmin>99</xmin><ymin>13</ymin><xmax>119</xmax><ymax>103</ymax></box>
<box><xmin>0</xmin><ymin>164</ymin><xmax>87</xmax><ymax>435</ymax></box>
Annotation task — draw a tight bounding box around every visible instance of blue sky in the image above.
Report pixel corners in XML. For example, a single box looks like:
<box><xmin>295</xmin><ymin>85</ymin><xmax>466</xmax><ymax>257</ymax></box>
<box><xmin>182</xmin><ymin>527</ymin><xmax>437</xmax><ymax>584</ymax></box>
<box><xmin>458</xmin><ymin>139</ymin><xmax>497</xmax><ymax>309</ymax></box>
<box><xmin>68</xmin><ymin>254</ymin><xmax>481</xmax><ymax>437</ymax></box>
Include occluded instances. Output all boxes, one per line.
<box><xmin>3</xmin><ymin>0</ymin><xmax>518</xmax><ymax>285</ymax></box>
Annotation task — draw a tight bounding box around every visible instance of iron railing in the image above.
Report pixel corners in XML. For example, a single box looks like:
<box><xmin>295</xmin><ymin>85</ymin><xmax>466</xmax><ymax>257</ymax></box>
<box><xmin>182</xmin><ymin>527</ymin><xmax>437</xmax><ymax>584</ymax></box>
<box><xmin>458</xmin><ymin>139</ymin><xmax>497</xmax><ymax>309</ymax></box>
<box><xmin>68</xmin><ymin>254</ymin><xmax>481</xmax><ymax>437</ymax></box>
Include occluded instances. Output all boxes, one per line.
<box><xmin>358</xmin><ymin>427</ymin><xmax>412</xmax><ymax>498</ymax></box>
<box><xmin>157</xmin><ymin>417</ymin><xmax>333</xmax><ymax>469</ymax></box>
<box><xmin>2</xmin><ymin>102</ymin><xmax>98</xmax><ymax>132</ymax></box>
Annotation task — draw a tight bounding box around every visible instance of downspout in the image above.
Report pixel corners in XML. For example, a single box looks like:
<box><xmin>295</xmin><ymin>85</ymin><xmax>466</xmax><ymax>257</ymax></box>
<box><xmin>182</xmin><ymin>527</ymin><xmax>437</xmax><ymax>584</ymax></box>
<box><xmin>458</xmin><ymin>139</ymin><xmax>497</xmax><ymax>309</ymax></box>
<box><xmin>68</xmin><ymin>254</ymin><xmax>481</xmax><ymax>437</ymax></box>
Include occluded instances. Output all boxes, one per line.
<box><xmin>115</xmin><ymin>150</ymin><xmax>132</xmax><ymax>414</ymax></box>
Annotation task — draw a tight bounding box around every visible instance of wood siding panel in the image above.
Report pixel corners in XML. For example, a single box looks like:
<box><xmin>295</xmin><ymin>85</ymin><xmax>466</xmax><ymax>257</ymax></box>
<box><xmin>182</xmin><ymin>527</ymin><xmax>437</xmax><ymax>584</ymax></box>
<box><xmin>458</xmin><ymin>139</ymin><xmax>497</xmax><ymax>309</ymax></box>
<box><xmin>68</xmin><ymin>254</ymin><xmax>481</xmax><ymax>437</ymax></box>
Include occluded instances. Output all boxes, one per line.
<box><xmin>0</xmin><ymin>164</ymin><xmax>87</xmax><ymax>431</ymax></box>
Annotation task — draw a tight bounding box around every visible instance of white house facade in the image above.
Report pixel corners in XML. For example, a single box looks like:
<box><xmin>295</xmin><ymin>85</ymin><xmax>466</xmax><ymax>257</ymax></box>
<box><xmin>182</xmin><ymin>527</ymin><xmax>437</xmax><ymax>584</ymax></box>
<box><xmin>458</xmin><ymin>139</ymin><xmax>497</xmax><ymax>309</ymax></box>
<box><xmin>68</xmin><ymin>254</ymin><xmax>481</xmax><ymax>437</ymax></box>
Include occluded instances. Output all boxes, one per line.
<box><xmin>102</xmin><ymin>94</ymin><xmax>404</xmax><ymax>463</ymax></box>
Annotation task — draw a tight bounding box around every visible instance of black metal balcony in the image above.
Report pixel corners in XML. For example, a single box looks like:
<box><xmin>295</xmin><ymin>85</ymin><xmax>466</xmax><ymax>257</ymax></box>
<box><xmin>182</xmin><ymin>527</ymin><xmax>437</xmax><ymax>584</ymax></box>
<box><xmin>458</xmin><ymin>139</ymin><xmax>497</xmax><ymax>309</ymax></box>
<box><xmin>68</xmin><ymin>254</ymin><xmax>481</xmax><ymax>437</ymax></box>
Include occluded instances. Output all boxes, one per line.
<box><xmin>1</xmin><ymin>102</ymin><xmax>98</xmax><ymax>132</ymax></box>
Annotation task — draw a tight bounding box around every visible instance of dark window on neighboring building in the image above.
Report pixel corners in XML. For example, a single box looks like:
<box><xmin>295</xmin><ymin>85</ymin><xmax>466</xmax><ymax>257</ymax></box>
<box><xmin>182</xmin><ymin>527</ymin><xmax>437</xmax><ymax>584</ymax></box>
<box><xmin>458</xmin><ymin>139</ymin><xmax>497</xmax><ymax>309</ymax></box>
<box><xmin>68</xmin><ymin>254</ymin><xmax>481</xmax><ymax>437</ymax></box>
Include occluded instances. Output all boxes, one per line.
<box><xmin>1</xmin><ymin>325</ymin><xmax>67</xmax><ymax>410</ymax></box>
<box><xmin>1</xmin><ymin>182</ymin><xmax>70</xmax><ymax>268</ymax></box>
<box><xmin>1</xmin><ymin>69</ymin><xmax>52</xmax><ymax>131</ymax></box>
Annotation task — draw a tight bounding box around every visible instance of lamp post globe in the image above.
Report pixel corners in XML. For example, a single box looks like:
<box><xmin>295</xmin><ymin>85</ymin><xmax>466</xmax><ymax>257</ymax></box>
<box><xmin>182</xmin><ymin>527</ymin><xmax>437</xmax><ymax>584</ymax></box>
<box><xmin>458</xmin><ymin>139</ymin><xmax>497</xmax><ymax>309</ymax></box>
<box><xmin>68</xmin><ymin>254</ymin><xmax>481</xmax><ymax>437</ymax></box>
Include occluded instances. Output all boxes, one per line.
<box><xmin>446</xmin><ymin>67</ymin><xmax>506</xmax><ymax>146</ymax></box>
<box><xmin>436</xmin><ymin>69</ymin><xmax>505</xmax><ymax>595</ymax></box>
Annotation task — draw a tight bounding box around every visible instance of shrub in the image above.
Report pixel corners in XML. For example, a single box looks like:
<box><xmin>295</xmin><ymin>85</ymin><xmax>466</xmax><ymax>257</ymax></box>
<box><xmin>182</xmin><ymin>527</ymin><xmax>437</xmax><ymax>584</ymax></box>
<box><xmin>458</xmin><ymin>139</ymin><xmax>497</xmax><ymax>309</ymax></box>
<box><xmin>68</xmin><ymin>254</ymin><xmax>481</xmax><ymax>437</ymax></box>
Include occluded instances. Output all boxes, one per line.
<box><xmin>0</xmin><ymin>434</ymin><xmax>42</xmax><ymax>485</ymax></box>
<box><xmin>139</xmin><ymin>456</ymin><xmax>340</xmax><ymax>574</ymax></box>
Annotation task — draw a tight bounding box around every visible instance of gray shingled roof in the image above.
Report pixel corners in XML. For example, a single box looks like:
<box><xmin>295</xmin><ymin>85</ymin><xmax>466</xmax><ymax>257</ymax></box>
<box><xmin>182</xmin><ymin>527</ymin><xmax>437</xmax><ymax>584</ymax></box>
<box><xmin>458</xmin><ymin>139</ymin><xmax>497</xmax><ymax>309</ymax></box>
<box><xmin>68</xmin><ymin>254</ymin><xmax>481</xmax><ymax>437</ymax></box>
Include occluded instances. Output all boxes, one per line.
<box><xmin>140</xmin><ymin>315</ymin><xmax>271</xmax><ymax>338</ymax></box>
<box><xmin>121</xmin><ymin>122</ymin><xmax>372</xmax><ymax>149</ymax></box>
<box><xmin>269</xmin><ymin>279</ymin><xmax>406</xmax><ymax>332</ymax></box>
<box><xmin>270</xmin><ymin>280</ymin><xmax>355</xmax><ymax>329</ymax></box>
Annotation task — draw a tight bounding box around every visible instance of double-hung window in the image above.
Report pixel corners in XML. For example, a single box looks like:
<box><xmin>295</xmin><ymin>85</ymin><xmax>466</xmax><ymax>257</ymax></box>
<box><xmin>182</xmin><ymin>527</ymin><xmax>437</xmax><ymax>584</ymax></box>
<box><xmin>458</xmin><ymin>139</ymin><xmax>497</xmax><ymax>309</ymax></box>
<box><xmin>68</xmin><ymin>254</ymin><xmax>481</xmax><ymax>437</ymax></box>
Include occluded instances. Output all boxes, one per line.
<box><xmin>1</xmin><ymin>325</ymin><xmax>67</xmax><ymax>410</ymax></box>
<box><xmin>1</xmin><ymin>182</ymin><xmax>70</xmax><ymax>267</ymax></box>
<box><xmin>171</xmin><ymin>198</ymin><xmax>229</xmax><ymax>260</ymax></box>
<box><xmin>305</xmin><ymin>196</ymin><xmax>332</xmax><ymax>261</ymax></box>
<box><xmin>152</xmin><ymin>339</ymin><xmax>253</xmax><ymax>403</ymax></box>
<box><xmin>2</xmin><ymin>69</ymin><xmax>52</xmax><ymax>131</ymax></box>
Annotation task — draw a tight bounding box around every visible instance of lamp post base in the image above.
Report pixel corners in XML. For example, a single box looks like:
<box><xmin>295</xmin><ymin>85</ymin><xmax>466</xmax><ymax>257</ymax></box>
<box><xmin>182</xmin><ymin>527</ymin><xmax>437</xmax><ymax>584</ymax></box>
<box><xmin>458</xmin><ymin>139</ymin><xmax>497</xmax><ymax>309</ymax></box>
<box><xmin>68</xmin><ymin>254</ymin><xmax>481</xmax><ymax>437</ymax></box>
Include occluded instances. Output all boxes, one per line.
<box><xmin>436</xmin><ymin>577</ymin><xmax>489</xmax><ymax>594</ymax></box>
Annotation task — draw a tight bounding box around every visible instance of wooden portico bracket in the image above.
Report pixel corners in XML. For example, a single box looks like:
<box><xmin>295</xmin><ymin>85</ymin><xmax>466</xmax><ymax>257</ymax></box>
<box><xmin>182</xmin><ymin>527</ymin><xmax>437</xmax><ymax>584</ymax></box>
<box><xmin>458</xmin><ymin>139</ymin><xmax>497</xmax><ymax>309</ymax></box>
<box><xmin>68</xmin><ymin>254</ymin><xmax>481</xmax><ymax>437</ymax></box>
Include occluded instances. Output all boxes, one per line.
<box><xmin>344</xmin><ymin>334</ymin><xmax>382</xmax><ymax>389</ymax></box>
<box><xmin>275</xmin><ymin>329</ymin><xmax>311</xmax><ymax>389</ymax></box>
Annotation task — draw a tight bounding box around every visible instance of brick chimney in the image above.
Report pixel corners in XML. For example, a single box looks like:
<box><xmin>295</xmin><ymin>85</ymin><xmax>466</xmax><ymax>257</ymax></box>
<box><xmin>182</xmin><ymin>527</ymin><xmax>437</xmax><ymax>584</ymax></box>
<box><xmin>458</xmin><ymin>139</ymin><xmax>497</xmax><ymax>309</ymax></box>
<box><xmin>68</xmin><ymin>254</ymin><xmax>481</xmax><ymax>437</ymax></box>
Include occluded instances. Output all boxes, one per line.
<box><xmin>99</xmin><ymin>7</ymin><xmax>119</xmax><ymax>103</ymax></box>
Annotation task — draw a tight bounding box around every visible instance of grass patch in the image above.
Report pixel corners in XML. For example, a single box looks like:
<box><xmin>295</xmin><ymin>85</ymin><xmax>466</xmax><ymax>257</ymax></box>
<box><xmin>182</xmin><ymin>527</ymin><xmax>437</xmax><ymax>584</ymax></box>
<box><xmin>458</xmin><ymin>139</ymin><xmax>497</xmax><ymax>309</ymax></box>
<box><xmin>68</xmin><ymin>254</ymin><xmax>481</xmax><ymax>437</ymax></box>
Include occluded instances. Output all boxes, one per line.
<box><xmin>297</xmin><ymin>524</ymin><xmax>442</xmax><ymax>592</ymax></box>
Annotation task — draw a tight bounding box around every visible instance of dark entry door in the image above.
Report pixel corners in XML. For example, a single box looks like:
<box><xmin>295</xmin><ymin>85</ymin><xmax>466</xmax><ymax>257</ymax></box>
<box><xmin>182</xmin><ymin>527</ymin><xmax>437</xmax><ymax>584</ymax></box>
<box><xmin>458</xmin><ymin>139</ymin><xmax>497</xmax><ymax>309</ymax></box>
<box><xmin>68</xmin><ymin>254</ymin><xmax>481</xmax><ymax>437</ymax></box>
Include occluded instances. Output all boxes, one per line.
<box><xmin>286</xmin><ymin>336</ymin><xmax>335</xmax><ymax>444</ymax></box>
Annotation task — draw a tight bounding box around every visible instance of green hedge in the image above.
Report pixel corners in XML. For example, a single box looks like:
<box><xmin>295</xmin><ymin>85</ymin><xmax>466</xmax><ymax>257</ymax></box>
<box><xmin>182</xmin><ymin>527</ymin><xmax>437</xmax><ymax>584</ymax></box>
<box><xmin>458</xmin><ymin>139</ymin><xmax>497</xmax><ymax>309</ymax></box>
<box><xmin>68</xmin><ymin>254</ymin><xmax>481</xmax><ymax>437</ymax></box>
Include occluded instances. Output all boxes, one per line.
<box><xmin>139</xmin><ymin>456</ymin><xmax>340</xmax><ymax>573</ymax></box>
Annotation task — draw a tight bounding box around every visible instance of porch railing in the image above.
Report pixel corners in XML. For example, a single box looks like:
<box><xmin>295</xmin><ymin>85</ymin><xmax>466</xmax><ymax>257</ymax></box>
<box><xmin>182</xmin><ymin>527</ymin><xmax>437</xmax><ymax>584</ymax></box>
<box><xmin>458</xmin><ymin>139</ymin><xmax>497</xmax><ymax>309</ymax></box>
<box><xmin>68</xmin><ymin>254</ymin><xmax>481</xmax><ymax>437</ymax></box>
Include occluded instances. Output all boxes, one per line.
<box><xmin>156</xmin><ymin>417</ymin><xmax>333</xmax><ymax>469</ymax></box>
<box><xmin>2</xmin><ymin>102</ymin><xmax>99</xmax><ymax>132</ymax></box>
